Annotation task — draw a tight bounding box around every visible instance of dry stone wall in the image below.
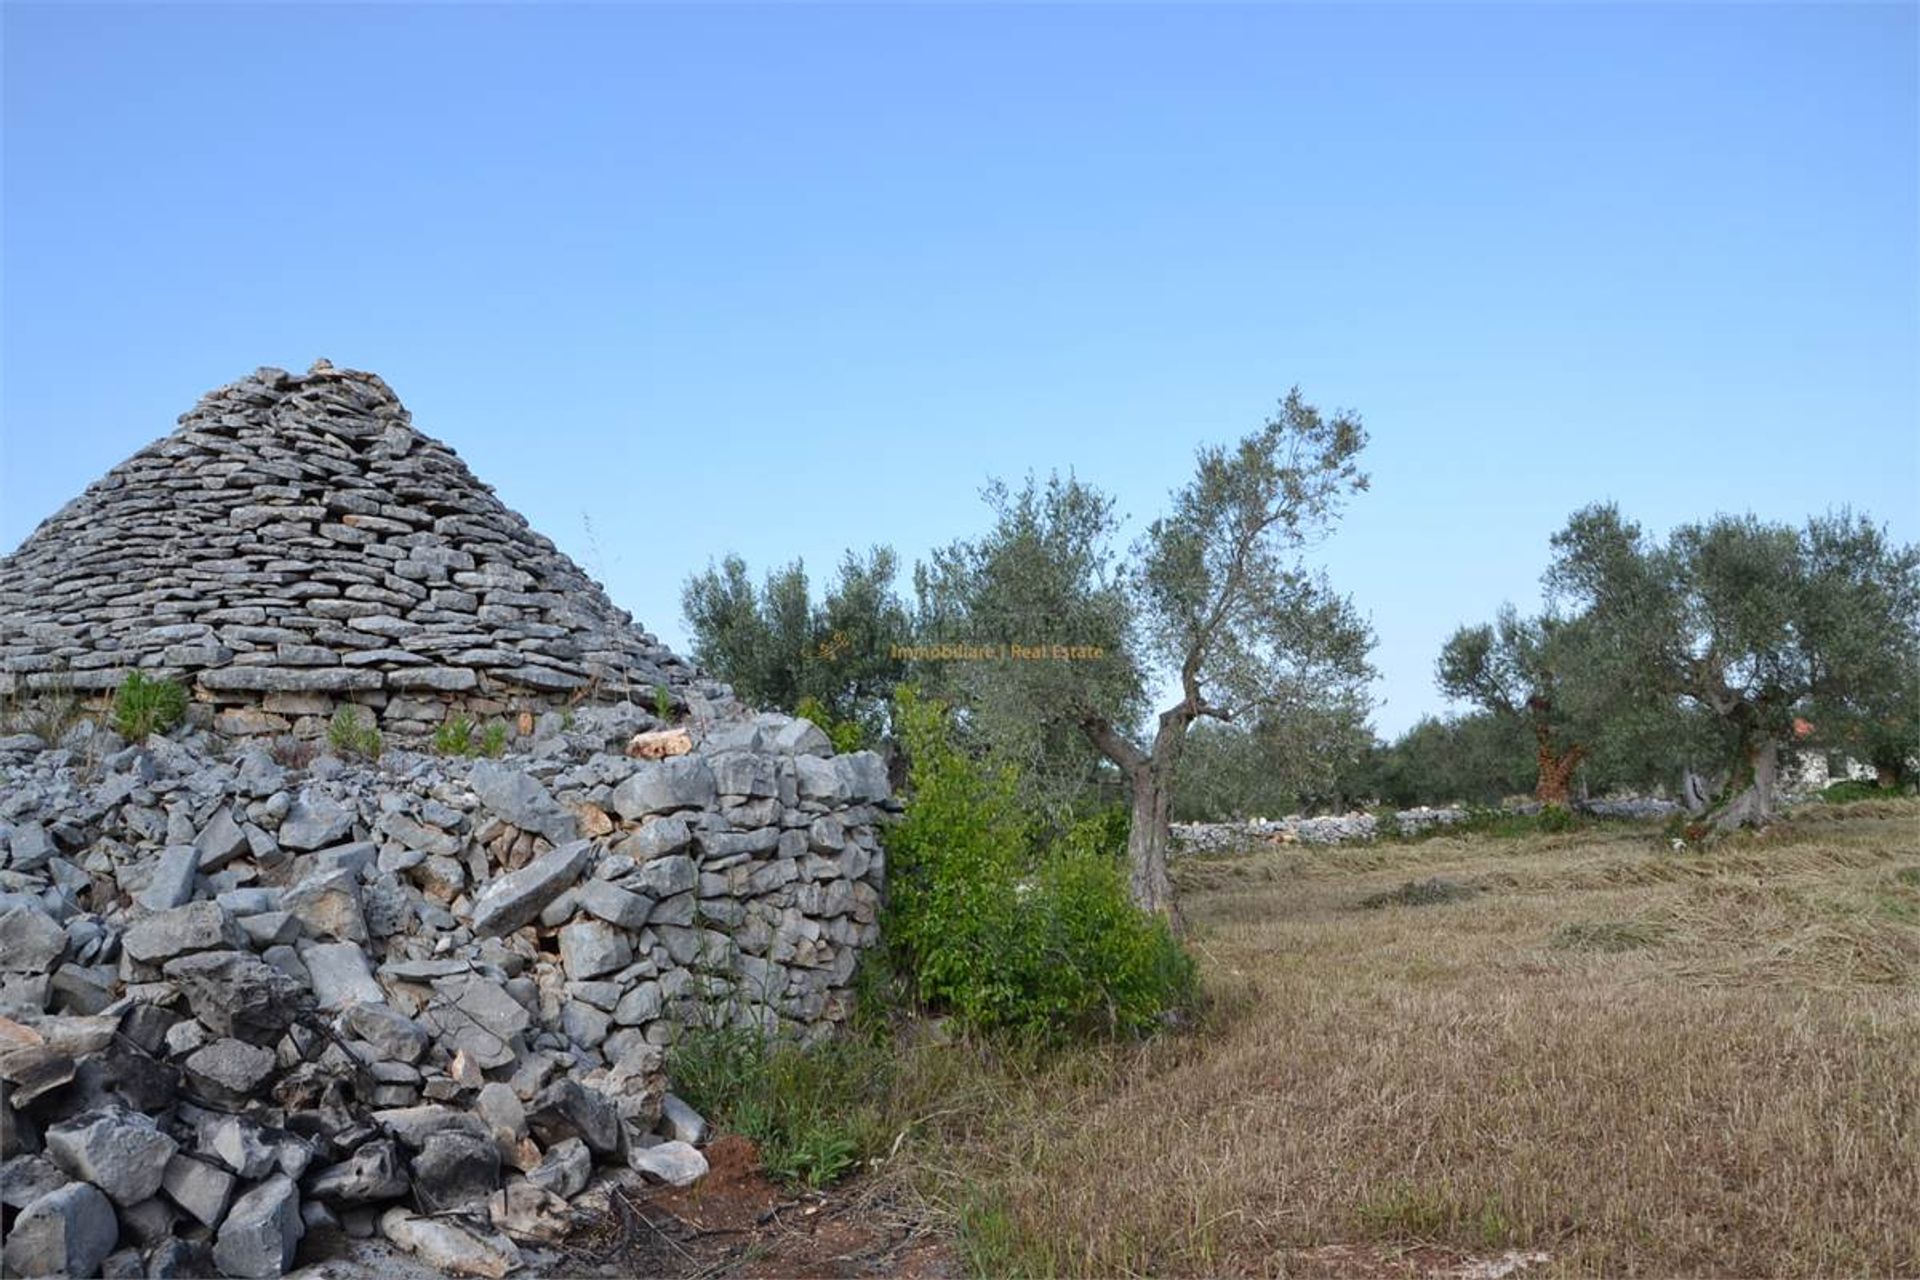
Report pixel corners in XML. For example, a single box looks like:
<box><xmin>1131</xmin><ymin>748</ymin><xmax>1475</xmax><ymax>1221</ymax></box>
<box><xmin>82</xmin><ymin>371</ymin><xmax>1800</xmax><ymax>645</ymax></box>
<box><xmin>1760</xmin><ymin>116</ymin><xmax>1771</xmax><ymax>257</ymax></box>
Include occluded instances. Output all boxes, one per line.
<box><xmin>0</xmin><ymin>702</ymin><xmax>893</xmax><ymax>1278</ymax></box>
<box><xmin>0</xmin><ymin>361</ymin><xmax>703</xmax><ymax>741</ymax></box>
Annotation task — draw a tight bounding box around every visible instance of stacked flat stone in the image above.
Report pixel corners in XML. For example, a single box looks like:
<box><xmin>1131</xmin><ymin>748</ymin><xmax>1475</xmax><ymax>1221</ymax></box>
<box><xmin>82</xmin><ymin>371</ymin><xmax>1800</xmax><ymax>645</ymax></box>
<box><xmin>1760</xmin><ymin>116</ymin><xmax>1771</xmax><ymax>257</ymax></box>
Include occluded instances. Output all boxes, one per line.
<box><xmin>0</xmin><ymin>703</ymin><xmax>892</xmax><ymax>1278</ymax></box>
<box><xmin>0</xmin><ymin>360</ymin><xmax>704</xmax><ymax>740</ymax></box>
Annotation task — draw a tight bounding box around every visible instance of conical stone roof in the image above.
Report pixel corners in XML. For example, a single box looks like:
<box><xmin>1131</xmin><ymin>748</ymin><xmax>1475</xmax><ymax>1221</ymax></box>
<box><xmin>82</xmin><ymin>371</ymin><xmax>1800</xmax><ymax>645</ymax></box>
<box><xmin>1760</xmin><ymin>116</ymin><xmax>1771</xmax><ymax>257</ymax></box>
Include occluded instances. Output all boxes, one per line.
<box><xmin>0</xmin><ymin>361</ymin><xmax>707</xmax><ymax>736</ymax></box>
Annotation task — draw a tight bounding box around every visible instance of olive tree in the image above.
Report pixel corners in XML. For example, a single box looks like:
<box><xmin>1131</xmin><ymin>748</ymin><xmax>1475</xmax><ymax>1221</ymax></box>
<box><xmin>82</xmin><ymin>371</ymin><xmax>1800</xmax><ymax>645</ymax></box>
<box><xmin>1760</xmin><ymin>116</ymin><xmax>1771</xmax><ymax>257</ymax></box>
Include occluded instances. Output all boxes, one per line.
<box><xmin>922</xmin><ymin>390</ymin><xmax>1375</xmax><ymax>926</ymax></box>
<box><xmin>1547</xmin><ymin>504</ymin><xmax>1919</xmax><ymax>832</ymax></box>
<box><xmin>1437</xmin><ymin>607</ymin><xmax>1587</xmax><ymax>808</ymax></box>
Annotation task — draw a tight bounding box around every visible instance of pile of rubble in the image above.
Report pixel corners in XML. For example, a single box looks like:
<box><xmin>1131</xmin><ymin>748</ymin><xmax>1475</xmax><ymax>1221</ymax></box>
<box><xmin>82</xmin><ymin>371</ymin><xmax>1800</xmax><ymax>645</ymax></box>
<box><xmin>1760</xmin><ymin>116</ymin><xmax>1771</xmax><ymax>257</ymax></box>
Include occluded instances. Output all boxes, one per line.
<box><xmin>0</xmin><ymin>702</ymin><xmax>893</xmax><ymax>1278</ymax></box>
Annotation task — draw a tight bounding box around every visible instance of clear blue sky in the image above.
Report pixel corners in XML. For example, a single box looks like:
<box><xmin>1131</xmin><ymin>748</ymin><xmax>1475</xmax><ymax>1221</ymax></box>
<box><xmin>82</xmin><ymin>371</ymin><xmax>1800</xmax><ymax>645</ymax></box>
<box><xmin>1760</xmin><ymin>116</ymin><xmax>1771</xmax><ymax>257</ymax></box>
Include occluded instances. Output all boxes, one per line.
<box><xmin>4</xmin><ymin>3</ymin><xmax>1915</xmax><ymax>736</ymax></box>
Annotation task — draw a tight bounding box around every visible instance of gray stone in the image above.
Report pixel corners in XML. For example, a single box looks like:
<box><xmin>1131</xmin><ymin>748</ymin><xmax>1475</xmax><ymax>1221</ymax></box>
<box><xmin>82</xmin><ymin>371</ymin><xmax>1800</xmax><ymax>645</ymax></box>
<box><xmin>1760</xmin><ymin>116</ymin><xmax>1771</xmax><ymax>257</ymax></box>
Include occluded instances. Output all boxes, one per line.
<box><xmin>834</xmin><ymin>751</ymin><xmax>891</xmax><ymax>801</ymax></box>
<box><xmin>611</xmin><ymin>756</ymin><xmax>717</xmax><ymax>819</ymax></box>
<box><xmin>769</xmin><ymin>716</ymin><xmax>832</xmax><ymax>756</ymax></box>
<box><xmin>574</xmin><ymin>879</ymin><xmax>652</xmax><ymax>929</ymax></box>
<box><xmin>420</xmin><ymin>974</ymin><xmax>529</xmax><ymax>1070</ymax></box>
<box><xmin>284</xmin><ymin>866</ymin><xmax>367</xmax><ymax>942</ymax></box>
<box><xmin>557</xmin><ymin>919</ymin><xmax>631</xmax><ymax>980</ymax></box>
<box><xmin>523</xmin><ymin>1136</ymin><xmax>590</xmax><ymax>1200</ymax></box>
<box><xmin>163</xmin><ymin>950</ymin><xmax>305</xmax><ymax>1040</ymax></box>
<box><xmin>631</xmin><ymin>853</ymin><xmax>697</xmax><ymax>899</ymax></box>
<box><xmin>467</xmin><ymin>761</ymin><xmax>577</xmax><ymax>846</ymax></box>
<box><xmin>45</xmin><ymin>1108</ymin><xmax>177</xmax><ymax>1206</ymax></box>
<box><xmin>307</xmin><ymin>1139</ymin><xmax>410</xmax><ymax>1204</ymax></box>
<box><xmin>212</xmin><ymin>1172</ymin><xmax>303</xmax><ymax>1279</ymax></box>
<box><xmin>195</xmin><ymin>806</ymin><xmax>250</xmax><ymax>870</ymax></box>
<box><xmin>409</xmin><ymin>1129</ymin><xmax>499</xmax><ymax>1214</ymax></box>
<box><xmin>7</xmin><ymin>821</ymin><xmax>55</xmax><ymax>871</ymax></box>
<box><xmin>380</xmin><ymin>1207</ymin><xmax>522</xmax><ymax>1279</ymax></box>
<box><xmin>794</xmin><ymin>755</ymin><xmax>848</xmax><ymax>802</ymax></box>
<box><xmin>184</xmin><ymin>1038</ymin><xmax>277</xmax><ymax>1104</ymax></box>
<box><xmin>0</xmin><ymin>901</ymin><xmax>66</xmax><ymax>972</ymax></box>
<box><xmin>299</xmin><ymin>941</ymin><xmax>385</xmax><ymax>1010</ymax></box>
<box><xmin>0</xmin><ymin>1153</ymin><xmax>66</xmax><ymax>1209</ymax></box>
<box><xmin>135</xmin><ymin>844</ymin><xmax>201</xmax><ymax>911</ymax></box>
<box><xmin>612</xmin><ymin>981</ymin><xmax>663</xmax><ymax>1026</ymax></box>
<box><xmin>341</xmin><ymin>1002</ymin><xmax>428</xmax><ymax>1062</ymax></box>
<box><xmin>122</xmin><ymin>900</ymin><xmax>243</xmax><ymax>962</ymax></box>
<box><xmin>628</xmin><ymin>1139</ymin><xmax>708</xmax><ymax>1187</ymax></box>
<box><xmin>468</xmin><ymin>837</ymin><xmax>594</xmax><ymax>937</ymax></box>
<box><xmin>278</xmin><ymin>793</ymin><xmax>355</xmax><ymax>850</ymax></box>
<box><xmin>1</xmin><ymin>1181</ymin><xmax>118</xmax><ymax>1280</ymax></box>
<box><xmin>658</xmin><ymin>1094</ymin><xmax>708</xmax><ymax>1146</ymax></box>
<box><xmin>161</xmin><ymin>1152</ymin><xmax>237</xmax><ymax>1228</ymax></box>
<box><xmin>618</xmin><ymin>813</ymin><xmax>692</xmax><ymax>860</ymax></box>
<box><xmin>526</xmin><ymin>1079</ymin><xmax>620</xmax><ymax>1155</ymax></box>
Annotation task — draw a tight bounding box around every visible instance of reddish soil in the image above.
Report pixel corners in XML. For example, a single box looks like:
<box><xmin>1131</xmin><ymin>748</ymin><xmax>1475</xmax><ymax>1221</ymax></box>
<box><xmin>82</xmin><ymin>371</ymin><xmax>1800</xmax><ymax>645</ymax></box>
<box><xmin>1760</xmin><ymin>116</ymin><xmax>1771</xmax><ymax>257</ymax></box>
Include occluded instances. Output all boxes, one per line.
<box><xmin>558</xmin><ymin>1134</ymin><xmax>958</xmax><ymax>1279</ymax></box>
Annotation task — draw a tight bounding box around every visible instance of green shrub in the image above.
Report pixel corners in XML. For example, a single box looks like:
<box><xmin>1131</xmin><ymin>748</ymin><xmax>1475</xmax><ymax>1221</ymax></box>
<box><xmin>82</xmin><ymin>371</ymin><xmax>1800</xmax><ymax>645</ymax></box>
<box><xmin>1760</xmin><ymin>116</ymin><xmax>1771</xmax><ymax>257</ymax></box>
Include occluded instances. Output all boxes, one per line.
<box><xmin>883</xmin><ymin>686</ymin><xmax>1193</xmax><ymax>1040</ymax></box>
<box><xmin>652</xmin><ymin>683</ymin><xmax>675</xmax><ymax>722</ymax></box>
<box><xmin>327</xmin><ymin>706</ymin><xmax>383</xmax><ymax>760</ymax></box>
<box><xmin>794</xmin><ymin>694</ymin><xmax>864</xmax><ymax>753</ymax></box>
<box><xmin>111</xmin><ymin>672</ymin><xmax>187</xmax><ymax>742</ymax></box>
<box><xmin>666</xmin><ymin>1024</ymin><xmax>891</xmax><ymax>1189</ymax></box>
<box><xmin>1823</xmin><ymin>778</ymin><xmax>1886</xmax><ymax>804</ymax></box>
<box><xmin>432</xmin><ymin>713</ymin><xmax>510</xmax><ymax>758</ymax></box>
<box><xmin>432</xmin><ymin>713</ymin><xmax>476</xmax><ymax>756</ymax></box>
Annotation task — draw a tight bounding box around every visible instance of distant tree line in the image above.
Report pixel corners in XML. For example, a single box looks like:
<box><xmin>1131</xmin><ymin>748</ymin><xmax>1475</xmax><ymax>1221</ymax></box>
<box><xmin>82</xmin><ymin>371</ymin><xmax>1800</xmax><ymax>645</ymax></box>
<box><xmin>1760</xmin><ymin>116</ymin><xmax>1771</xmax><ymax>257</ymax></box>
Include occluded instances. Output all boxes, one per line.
<box><xmin>684</xmin><ymin>388</ymin><xmax>1918</xmax><ymax>921</ymax></box>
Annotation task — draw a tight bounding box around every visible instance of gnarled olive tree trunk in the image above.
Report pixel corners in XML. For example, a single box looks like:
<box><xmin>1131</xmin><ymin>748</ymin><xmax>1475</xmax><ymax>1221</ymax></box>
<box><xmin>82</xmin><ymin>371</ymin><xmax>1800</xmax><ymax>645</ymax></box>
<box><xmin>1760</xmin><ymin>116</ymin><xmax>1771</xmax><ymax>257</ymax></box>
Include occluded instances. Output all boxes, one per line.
<box><xmin>1703</xmin><ymin>725</ymin><xmax>1781</xmax><ymax>834</ymax></box>
<box><xmin>1083</xmin><ymin>704</ymin><xmax>1192</xmax><ymax>934</ymax></box>
<box><xmin>1533</xmin><ymin>724</ymin><xmax>1586</xmax><ymax>809</ymax></box>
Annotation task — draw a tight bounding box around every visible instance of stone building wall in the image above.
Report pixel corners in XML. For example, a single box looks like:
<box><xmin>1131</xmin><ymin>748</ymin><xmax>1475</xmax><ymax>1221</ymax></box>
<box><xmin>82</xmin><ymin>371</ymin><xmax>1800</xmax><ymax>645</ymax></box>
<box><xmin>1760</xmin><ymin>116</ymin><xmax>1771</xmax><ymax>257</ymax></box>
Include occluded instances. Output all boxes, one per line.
<box><xmin>0</xmin><ymin>361</ymin><xmax>702</xmax><ymax>741</ymax></box>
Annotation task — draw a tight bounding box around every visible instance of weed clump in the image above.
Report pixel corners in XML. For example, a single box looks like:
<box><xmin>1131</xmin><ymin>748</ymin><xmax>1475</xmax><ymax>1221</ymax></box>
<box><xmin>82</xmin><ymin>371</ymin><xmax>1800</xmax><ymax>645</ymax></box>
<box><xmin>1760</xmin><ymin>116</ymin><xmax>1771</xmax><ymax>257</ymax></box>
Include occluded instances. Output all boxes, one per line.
<box><xmin>1552</xmin><ymin>919</ymin><xmax>1669</xmax><ymax>952</ymax></box>
<box><xmin>432</xmin><ymin>713</ymin><xmax>509</xmax><ymax>758</ymax></box>
<box><xmin>111</xmin><ymin>671</ymin><xmax>186</xmax><ymax>742</ymax></box>
<box><xmin>1359</xmin><ymin>877</ymin><xmax>1481</xmax><ymax>909</ymax></box>
<box><xmin>666</xmin><ymin>1024</ymin><xmax>893</xmax><ymax>1189</ymax></box>
<box><xmin>327</xmin><ymin>706</ymin><xmax>383</xmax><ymax>760</ymax></box>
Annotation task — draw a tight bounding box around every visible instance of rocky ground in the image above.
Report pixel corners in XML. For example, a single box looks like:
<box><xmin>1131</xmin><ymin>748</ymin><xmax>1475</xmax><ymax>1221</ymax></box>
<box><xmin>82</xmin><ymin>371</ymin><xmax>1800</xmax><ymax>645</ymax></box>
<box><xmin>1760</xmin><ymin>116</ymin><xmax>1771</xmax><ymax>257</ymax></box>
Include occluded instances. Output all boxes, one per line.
<box><xmin>0</xmin><ymin>702</ymin><xmax>893</xmax><ymax>1279</ymax></box>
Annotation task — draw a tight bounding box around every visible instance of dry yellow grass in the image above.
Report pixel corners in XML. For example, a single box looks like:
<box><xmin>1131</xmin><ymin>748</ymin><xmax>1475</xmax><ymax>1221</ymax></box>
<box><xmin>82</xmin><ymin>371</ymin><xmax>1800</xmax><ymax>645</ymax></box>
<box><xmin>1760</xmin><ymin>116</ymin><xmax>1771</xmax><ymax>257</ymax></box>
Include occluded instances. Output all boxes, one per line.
<box><xmin>900</xmin><ymin>802</ymin><xmax>1920</xmax><ymax>1278</ymax></box>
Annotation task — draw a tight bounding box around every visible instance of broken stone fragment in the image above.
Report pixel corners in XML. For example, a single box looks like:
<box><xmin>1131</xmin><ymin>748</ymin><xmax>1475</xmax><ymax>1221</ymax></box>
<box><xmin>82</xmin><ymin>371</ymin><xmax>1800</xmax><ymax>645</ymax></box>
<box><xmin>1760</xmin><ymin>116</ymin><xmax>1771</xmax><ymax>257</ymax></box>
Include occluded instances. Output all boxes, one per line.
<box><xmin>526</xmin><ymin>1079</ymin><xmax>621</xmax><ymax>1156</ymax></box>
<box><xmin>658</xmin><ymin>1094</ymin><xmax>708</xmax><ymax>1146</ymax></box>
<box><xmin>1</xmin><ymin>1181</ymin><xmax>118</xmax><ymax>1280</ymax></box>
<box><xmin>277</xmin><ymin>793</ymin><xmax>355</xmax><ymax>851</ymax></box>
<box><xmin>410</xmin><ymin>1128</ymin><xmax>500</xmax><ymax>1214</ymax></box>
<box><xmin>123</xmin><ymin>901</ymin><xmax>244</xmax><ymax>963</ymax></box>
<box><xmin>0</xmin><ymin>1152</ymin><xmax>66</xmax><ymax>1209</ymax></box>
<box><xmin>307</xmin><ymin>1139</ymin><xmax>410</xmax><ymax>1204</ymax></box>
<box><xmin>0</xmin><ymin>901</ymin><xmax>69</xmax><ymax>972</ymax></box>
<box><xmin>160</xmin><ymin>1151</ymin><xmax>237</xmax><ymax>1228</ymax></box>
<box><xmin>301</xmin><ymin>940</ymin><xmax>387</xmax><ymax>1010</ymax></box>
<box><xmin>557</xmin><ymin>918</ymin><xmax>631</xmax><ymax>980</ymax></box>
<box><xmin>184</xmin><ymin>1037</ymin><xmax>278</xmax><ymax>1106</ymax></box>
<box><xmin>487</xmin><ymin>1181</ymin><xmax>572</xmax><ymax>1243</ymax></box>
<box><xmin>628</xmin><ymin>1139</ymin><xmax>708</xmax><ymax>1187</ymax></box>
<box><xmin>521</xmin><ymin>1137</ymin><xmax>590</xmax><ymax>1200</ymax></box>
<box><xmin>341</xmin><ymin>1001</ymin><xmax>428</xmax><ymax>1062</ymax></box>
<box><xmin>610</xmin><ymin>755</ymin><xmax>716</xmax><ymax>820</ymax></box>
<box><xmin>468</xmin><ymin>838</ymin><xmax>594</xmax><ymax>937</ymax></box>
<box><xmin>163</xmin><ymin>950</ymin><xmax>305</xmax><ymax>1041</ymax></box>
<box><xmin>380</xmin><ymin>1206</ymin><xmax>523</xmax><ymax>1278</ymax></box>
<box><xmin>212</xmin><ymin>1172</ymin><xmax>303</xmax><ymax>1279</ymax></box>
<box><xmin>625</xmin><ymin>727</ymin><xmax>693</xmax><ymax>759</ymax></box>
<box><xmin>44</xmin><ymin>1107</ymin><xmax>177</xmax><ymax>1206</ymax></box>
<box><xmin>134</xmin><ymin>844</ymin><xmax>200</xmax><ymax>911</ymax></box>
<box><xmin>420</xmin><ymin>973</ymin><xmax>531</xmax><ymax>1070</ymax></box>
<box><xmin>467</xmin><ymin>761</ymin><xmax>577</xmax><ymax>847</ymax></box>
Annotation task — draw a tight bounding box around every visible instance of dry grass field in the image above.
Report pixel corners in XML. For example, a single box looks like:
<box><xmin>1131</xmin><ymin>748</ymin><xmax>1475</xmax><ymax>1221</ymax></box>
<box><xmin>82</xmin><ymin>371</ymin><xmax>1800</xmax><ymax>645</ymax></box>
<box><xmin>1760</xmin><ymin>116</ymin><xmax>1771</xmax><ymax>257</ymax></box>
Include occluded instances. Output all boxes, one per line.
<box><xmin>892</xmin><ymin>801</ymin><xmax>1920</xmax><ymax>1278</ymax></box>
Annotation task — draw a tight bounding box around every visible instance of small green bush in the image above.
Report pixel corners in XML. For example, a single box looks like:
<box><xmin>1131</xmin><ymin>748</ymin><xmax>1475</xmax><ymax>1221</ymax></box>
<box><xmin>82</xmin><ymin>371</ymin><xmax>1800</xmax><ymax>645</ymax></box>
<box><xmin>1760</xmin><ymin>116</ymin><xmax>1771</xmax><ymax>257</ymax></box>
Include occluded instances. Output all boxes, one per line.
<box><xmin>666</xmin><ymin>1024</ymin><xmax>891</xmax><ymax>1189</ymax></box>
<box><xmin>432</xmin><ymin>714</ymin><xmax>510</xmax><ymax>758</ymax></box>
<box><xmin>111</xmin><ymin>672</ymin><xmax>187</xmax><ymax>742</ymax></box>
<box><xmin>1823</xmin><ymin>778</ymin><xmax>1886</xmax><ymax>804</ymax></box>
<box><xmin>652</xmin><ymin>683</ymin><xmax>675</xmax><ymax>722</ymax></box>
<box><xmin>883</xmin><ymin>686</ymin><xmax>1193</xmax><ymax>1040</ymax></box>
<box><xmin>432</xmin><ymin>713</ymin><xmax>477</xmax><ymax>756</ymax></box>
<box><xmin>327</xmin><ymin>706</ymin><xmax>383</xmax><ymax>760</ymax></box>
<box><xmin>794</xmin><ymin>694</ymin><xmax>864</xmax><ymax>753</ymax></box>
